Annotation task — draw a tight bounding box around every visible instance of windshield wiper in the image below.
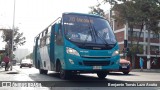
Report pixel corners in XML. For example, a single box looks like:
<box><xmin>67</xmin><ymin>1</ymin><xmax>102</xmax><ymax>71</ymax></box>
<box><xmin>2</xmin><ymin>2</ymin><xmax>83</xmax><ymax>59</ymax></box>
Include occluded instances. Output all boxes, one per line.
<box><xmin>86</xmin><ymin>17</ymin><xmax>109</xmax><ymax>46</ymax></box>
<box><xmin>94</xmin><ymin>28</ymin><xmax>109</xmax><ymax>45</ymax></box>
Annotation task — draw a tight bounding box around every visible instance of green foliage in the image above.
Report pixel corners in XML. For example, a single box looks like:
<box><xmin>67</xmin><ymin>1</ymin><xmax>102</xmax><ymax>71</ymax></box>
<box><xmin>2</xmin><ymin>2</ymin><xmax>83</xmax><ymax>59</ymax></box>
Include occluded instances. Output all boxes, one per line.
<box><xmin>1</xmin><ymin>27</ymin><xmax>26</xmax><ymax>51</ymax></box>
<box><xmin>89</xmin><ymin>0</ymin><xmax>160</xmax><ymax>68</ymax></box>
<box><xmin>106</xmin><ymin>0</ymin><xmax>160</xmax><ymax>31</ymax></box>
<box><xmin>89</xmin><ymin>4</ymin><xmax>106</xmax><ymax>18</ymax></box>
<box><xmin>129</xmin><ymin>44</ymin><xmax>143</xmax><ymax>54</ymax></box>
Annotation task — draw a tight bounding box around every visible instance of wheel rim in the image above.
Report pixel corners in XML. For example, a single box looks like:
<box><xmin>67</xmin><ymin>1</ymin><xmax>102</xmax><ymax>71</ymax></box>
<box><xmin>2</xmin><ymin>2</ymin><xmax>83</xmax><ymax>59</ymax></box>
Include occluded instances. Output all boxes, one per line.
<box><xmin>59</xmin><ymin>64</ymin><xmax>65</xmax><ymax>79</ymax></box>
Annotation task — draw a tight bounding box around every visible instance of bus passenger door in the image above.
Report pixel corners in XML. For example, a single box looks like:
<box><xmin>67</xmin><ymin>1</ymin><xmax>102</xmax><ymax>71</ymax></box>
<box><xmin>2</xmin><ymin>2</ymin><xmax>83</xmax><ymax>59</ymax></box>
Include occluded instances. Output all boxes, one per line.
<box><xmin>34</xmin><ymin>37</ymin><xmax>39</xmax><ymax>68</ymax></box>
<box><xmin>50</xmin><ymin>25</ymin><xmax>56</xmax><ymax>70</ymax></box>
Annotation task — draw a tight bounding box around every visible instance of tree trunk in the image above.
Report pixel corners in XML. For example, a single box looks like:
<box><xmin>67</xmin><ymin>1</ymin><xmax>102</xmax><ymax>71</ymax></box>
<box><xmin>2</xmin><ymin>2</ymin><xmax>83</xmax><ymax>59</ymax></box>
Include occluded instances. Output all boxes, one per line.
<box><xmin>129</xmin><ymin>24</ymin><xmax>135</xmax><ymax>69</ymax></box>
<box><xmin>136</xmin><ymin>23</ymin><xmax>144</xmax><ymax>53</ymax></box>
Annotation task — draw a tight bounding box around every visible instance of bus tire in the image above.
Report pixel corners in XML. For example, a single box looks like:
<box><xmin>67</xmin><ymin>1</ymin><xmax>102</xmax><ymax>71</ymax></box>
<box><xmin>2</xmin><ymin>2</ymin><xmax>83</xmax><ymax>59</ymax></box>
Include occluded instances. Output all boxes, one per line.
<box><xmin>59</xmin><ymin>63</ymin><xmax>69</xmax><ymax>79</ymax></box>
<box><xmin>43</xmin><ymin>70</ymin><xmax>48</xmax><ymax>75</ymax></box>
<box><xmin>123</xmin><ymin>71</ymin><xmax>129</xmax><ymax>75</ymax></box>
<box><xmin>39</xmin><ymin>69</ymin><xmax>44</xmax><ymax>74</ymax></box>
<box><xmin>97</xmin><ymin>72</ymin><xmax>107</xmax><ymax>79</ymax></box>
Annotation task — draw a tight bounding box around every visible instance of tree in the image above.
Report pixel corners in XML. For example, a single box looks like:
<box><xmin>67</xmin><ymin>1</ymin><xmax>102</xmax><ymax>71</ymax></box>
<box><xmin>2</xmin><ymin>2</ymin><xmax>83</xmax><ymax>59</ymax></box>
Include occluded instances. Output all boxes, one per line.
<box><xmin>89</xmin><ymin>0</ymin><xmax>160</xmax><ymax>68</ymax></box>
<box><xmin>1</xmin><ymin>27</ymin><xmax>26</xmax><ymax>53</ymax></box>
<box><xmin>89</xmin><ymin>4</ymin><xmax>106</xmax><ymax>18</ymax></box>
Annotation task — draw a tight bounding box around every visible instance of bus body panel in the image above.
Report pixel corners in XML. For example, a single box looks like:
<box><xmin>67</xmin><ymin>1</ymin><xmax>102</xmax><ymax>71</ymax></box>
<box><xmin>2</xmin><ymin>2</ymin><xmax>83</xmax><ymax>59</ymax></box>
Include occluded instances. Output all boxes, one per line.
<box><xmin>38</xmin><ymin>45</ymin><xmax>51</xmax><ymax>70</ymax></box>
<box><xmin>63</xmin><ymin>40</ymin><xmax>120</xmax><ymax>71</ymax></box>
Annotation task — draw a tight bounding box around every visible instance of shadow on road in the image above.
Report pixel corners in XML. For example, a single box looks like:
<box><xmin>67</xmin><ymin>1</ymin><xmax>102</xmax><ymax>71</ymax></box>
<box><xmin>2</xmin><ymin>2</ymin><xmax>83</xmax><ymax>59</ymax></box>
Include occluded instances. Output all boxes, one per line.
<box><xmin>28</xmin><ymin>72</ymin><xmax>144</xmax><ymax>87</ymax></box>
<box><xmin>108</xmin><ymin>72</ymin><xmax>139</xmax><ymax>76</ymax></box>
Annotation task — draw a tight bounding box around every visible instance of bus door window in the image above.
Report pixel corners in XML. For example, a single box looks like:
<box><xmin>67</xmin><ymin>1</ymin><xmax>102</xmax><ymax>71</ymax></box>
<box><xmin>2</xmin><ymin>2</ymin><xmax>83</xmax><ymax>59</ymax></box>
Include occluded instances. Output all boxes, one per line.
<box><xmin>38</xmin><ymin>34</ymin><xmax>41</xmax><ymax>47</ymax></box>
<box><xmin>36</xmin><ymin>36</ymin><xmax>39</xmax><ymax>46</ymax></box>
<box><xmin>37</xmin><ymin>35</ymin><xmax>40</xmax><ymax>47</ymax></box>
<box><xmin>56</xmin><ymin>23</ymin><xmax>63</xmax><ymax>45</ymax></box>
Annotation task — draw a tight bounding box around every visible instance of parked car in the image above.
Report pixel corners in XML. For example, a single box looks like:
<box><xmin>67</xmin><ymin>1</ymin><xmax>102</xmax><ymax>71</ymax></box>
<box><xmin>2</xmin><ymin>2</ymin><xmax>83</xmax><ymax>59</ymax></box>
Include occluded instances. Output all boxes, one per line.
<box><xmin>119</xmin><ymin>59</ymin><xmax>131</xmax><ymax>74</ymax></box>
<box><xmin>109</xmin><ymin>59</ymin><xmax>131</xmax><ymax>75</ymax></box>
<box><xmin>20</xmin><ymin>59</ymin><xmax>32</xmax><ymax>68</ymax></box>
<box><xmin>1</xmin><ymin>61</ymin><xmax>5</xmax><ymax>67</ymax></box>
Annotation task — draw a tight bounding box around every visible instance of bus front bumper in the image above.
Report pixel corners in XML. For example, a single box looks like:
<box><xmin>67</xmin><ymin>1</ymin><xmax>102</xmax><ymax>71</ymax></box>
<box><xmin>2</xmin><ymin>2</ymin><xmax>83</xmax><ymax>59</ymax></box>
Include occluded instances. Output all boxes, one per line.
<box><xmin>63</xmin><ymin>55</ymin><xmax>120</xmax><ymax>71</ymax></box>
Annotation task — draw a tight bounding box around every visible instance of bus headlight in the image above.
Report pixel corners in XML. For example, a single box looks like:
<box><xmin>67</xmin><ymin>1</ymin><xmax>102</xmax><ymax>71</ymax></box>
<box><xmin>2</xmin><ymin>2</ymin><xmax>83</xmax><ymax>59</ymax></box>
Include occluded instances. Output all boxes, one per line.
<box><xmin>112</xmin><ymin>50</ymin><xmax>119</xmax><ymax>56</ymax></box>
<box><xmin>66</xmin><ymin>47</ymin><xmax>80</xmax><ymax>56</ymax></box>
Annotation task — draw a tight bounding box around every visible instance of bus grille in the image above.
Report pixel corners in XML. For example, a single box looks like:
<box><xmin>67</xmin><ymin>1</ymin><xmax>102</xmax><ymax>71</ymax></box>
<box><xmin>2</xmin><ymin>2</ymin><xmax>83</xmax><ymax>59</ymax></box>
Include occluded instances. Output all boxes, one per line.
<box><xmin>83</xmin><ymin>61</ymin><xmax>110</xmax><ymax>66</ymax></box>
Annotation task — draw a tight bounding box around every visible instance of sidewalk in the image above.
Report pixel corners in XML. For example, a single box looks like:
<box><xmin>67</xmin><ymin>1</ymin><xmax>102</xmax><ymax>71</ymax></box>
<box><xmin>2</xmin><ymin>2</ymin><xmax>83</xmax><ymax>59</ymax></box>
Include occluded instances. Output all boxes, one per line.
<box><xmin>132</xmin><ymin>69</ymin><xmax>160</xmax><ymax>73</ymax></box>
<box><xmin>0</xmin><ymin>66</ymin><xmax>19</xmax><ymax>74</ymax></box>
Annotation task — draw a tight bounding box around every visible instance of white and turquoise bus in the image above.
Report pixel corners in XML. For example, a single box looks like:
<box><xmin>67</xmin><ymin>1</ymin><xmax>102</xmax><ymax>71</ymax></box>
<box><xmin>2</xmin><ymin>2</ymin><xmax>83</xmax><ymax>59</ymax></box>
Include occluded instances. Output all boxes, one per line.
<box><xmin>33</xmin><ymin>12</ymin><xmax>120</xmax><ymax>79</ymax></box>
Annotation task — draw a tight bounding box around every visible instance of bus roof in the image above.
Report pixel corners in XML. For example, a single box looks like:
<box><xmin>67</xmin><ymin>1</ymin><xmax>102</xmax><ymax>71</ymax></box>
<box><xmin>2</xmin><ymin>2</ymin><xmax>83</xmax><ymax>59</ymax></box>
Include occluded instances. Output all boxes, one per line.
<box><xmin>62</xmin><ymin>12</ymin><xmax>104</xmax><ymax>19</ymax></box>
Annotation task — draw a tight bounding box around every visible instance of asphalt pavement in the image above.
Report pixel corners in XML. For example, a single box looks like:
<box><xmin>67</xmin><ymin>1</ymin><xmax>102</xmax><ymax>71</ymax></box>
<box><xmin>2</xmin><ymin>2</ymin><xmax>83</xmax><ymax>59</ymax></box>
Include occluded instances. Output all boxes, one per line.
<box><xmin>0</xmin><ymin>66</ymin><xmax>160</xmax><ymax>90</ymax></box>
<box><xmin>1</xmin><ymin>66</ymin><xmax>160</xmax><ymax>75</ymax></box>
<box><xmin>132</xmin><ymin>69</ymin><xmax>160</xmax><ymax>73</ymax></box>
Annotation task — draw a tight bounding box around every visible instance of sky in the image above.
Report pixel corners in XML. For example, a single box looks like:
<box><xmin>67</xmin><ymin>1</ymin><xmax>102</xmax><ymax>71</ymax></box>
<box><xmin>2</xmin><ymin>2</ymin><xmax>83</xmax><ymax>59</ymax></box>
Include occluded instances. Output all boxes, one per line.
<box><xmin>0</xmin><ymin>0</ymin><xmax>110</xmax><ymax>53</ymax></box>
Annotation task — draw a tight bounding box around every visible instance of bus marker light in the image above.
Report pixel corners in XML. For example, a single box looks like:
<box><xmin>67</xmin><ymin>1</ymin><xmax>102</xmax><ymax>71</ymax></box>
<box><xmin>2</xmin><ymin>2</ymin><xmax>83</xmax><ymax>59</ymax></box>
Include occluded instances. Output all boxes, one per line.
<box><xmin>69</xmin><ymin>59</ymin><xmax>74</xmax><ymax>64</ymax></box>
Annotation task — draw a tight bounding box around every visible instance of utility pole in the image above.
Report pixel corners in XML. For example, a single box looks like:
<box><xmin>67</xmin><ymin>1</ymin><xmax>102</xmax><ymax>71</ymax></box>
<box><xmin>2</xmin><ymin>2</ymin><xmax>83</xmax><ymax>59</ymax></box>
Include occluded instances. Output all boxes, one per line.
<box><xmin>147</xmin><ymin>28</ymin><xmax>151</xmax><ymax>69</ymax></box>
<box><xmin>10</xmin><ymin>0</ymin><xmax>16</xmax><ymax>71</ymax></box>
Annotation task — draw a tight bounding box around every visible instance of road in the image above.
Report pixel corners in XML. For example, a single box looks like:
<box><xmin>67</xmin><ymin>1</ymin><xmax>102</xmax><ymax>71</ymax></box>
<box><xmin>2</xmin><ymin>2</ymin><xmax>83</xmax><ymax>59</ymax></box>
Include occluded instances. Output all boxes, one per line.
<box><xmin>0</xmin><ymin>65</ymin><xmax>160</xmax><ymax>90</ymax></box>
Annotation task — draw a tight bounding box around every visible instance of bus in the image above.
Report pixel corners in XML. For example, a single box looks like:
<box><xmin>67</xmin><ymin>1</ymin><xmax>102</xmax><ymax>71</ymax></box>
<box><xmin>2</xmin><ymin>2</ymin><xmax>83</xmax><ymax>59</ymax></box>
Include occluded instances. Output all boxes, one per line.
<box><xmin>33</xmin><ymin>12</ymin><xmax>120</xmax><ymax>79</ymax></box>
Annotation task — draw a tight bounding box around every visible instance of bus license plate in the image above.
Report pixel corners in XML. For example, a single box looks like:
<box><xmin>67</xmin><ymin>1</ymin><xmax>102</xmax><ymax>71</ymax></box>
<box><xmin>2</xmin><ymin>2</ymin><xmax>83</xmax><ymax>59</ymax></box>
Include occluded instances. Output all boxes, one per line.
<box><xmin>122</xmin><ymin>66</ymin><xmax>127</xmax><ymax>68</ymax></box>
<box><xmin>93</xmin><ymin>66</ymin><xmax>102</xmax><ymax>70</ymax></box>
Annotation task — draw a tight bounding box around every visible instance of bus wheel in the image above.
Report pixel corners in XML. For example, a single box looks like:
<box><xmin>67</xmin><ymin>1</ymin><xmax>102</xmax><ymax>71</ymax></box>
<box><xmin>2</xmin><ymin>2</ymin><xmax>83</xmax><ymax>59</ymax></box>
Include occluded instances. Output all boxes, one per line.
<box><xmin>39</xmin><ymin>69</ymin><xmax>44</xmax><ymax>74</ymax></box>
<box><xmin>97</xmin><ymin>72</ymin><xmax>107</xmax><ymax>79</ymax></box>
<box><xmin>59</xmin><ymin>63</ymin><xmax>69</xmax><ymax>79</ymax></box>
<box><xmin>43</xmin><ymin>70</ymin><xmax>48</xmax><ymax>75</ymax></box>
<box><xmin>123</xmin><ymin>71</ymin><xmax>129</xmax><ymax>75</ymax></box>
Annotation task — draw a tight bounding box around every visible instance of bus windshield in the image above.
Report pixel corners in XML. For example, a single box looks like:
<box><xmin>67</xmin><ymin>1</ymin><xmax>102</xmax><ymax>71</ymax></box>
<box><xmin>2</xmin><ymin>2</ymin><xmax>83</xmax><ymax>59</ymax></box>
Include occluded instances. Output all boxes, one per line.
<box><xmin>63</xmin><ymin>14</ymin><xmax>117</xmax><ymax>45</ymax></box>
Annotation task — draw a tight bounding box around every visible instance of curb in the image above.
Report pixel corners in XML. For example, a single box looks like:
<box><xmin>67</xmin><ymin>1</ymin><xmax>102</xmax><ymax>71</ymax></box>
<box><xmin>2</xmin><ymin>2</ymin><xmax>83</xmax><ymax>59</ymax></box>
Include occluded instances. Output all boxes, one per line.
<box><xmin>0</xmin><ymin>67</ymin><xmax>19</xmax><ymax>74</ymax></box>
<box><xmin>132</xmin><ymin>69</ymin><xmax>160</xmax><ymax>73</ymax></box>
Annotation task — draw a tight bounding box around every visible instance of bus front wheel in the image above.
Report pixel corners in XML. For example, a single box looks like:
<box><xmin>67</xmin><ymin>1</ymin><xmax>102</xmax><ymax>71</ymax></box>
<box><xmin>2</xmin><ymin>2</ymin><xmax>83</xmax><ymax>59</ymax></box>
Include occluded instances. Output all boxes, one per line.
<box><xmin>123</xmin><ymin>71</ymin><xmax>129</xmax><ymax>75</ymax></box>
<box><xmin>97</xmin><ymin>72</ymin><xmax>107</xmax><ymax>79</ymax></box>
<box><xmin>58</xmin><ymin>63</ymin><xmax>70</xmax><ymax>79</ymax></box>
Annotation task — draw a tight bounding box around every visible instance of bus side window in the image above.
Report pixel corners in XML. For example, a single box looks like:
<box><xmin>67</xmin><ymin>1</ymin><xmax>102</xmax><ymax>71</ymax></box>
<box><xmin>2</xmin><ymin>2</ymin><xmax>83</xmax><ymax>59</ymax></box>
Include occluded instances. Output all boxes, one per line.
<box><xmin>46</xmin><ymin>37</ymin><xmax>50</xmax><ymax>45</ymax></box>
<box><xmin>40</xmin><ymin>38</ymin><xmax>43</xmax><ymax>47</ymax></box>
<box><xmin>44</xmin><ymin>30</ymin><xmax>48</xmax><ymax>45</ymax></box>
<box><xmin>45</xmin><ymin>29</ymin><xmax>50</xmax><ymax>45</ymax></box>
<box><xmin>56</xmin><ymin>23</ymin><xmax>63</xmax><ymax>45</ymax></box>
<box><xmin>40</xmin><ymin>32</ymin><xmax>46</xmax><ymax>47</ymax></box>
<box><xmin>48</xmin><ymin>26</ymin><xmax>51</xmax><ymax>36</ymax></box>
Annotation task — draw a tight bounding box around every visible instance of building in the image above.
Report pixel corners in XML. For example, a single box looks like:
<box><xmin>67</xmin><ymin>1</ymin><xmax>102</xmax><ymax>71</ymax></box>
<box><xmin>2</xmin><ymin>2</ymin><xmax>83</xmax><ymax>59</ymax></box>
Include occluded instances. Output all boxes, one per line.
<box><xmin>113</xmin><ymin>19</ymin><xmax>160</xmax><ymax>69</ymax></box>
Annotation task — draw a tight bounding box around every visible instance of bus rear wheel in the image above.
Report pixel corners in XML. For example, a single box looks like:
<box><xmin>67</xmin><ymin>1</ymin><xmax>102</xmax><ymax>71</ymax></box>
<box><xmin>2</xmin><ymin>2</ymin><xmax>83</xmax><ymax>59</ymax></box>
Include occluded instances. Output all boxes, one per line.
<box><xmin>39</xmin><ymin>69</ymin><xmax>43</xmax><ymax>74</ymax></box>
<box><xmin>97</xmin><ymin>72</ymin><xmax>107</xmax><ymax>79</ymax></box>
<box><xmin>39</xmin><ymin>69</ymin><xmax>48</xmax><ymax>74</ymax></box>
